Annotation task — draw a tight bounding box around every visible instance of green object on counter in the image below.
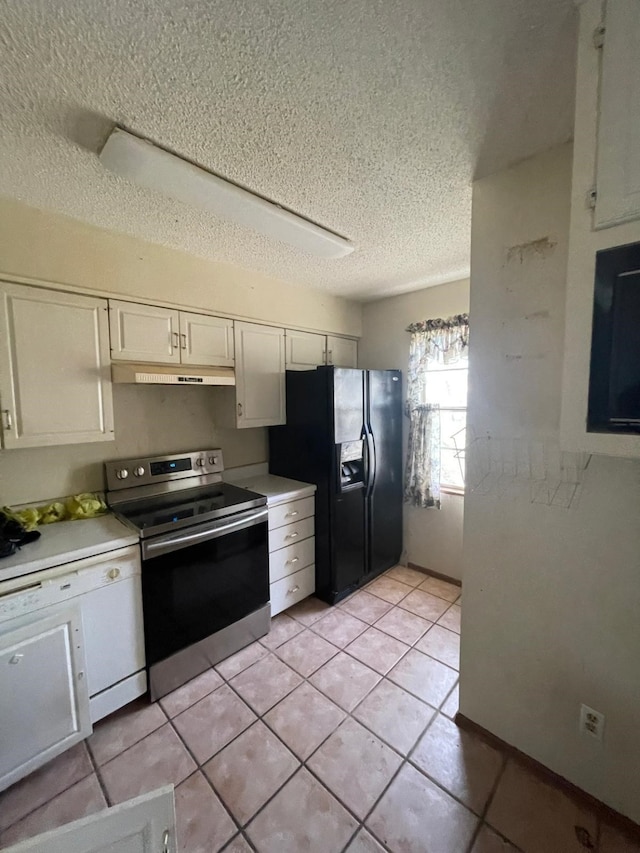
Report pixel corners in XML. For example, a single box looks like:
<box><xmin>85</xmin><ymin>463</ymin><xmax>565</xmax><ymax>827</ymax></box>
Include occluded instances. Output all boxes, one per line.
<box><xmin>4</xmin><ymin>493</ymin><xmax>107</xmax><ymax>527</ymax></box>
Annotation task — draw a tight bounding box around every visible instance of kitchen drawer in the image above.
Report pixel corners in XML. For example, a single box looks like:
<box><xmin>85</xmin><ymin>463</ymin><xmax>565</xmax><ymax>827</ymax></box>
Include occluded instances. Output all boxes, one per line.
<box><xmin>270</xmin><ymin>564</ymin><xmax>315</xmax><ymax>617</ymax></box>
<box><xmin>269</xmin><ymin>537</ymin><xmax>315</xmax><ymax>584</ymax></box>
<box><xmin>268</xmin><ymin>496</ymin><xmax>315</xmax><ymax>531</ymax></box>
<box><xmin>268</xmin><ymin>516</ymin><xmax>314</xmax><ymax>553</ymax></box>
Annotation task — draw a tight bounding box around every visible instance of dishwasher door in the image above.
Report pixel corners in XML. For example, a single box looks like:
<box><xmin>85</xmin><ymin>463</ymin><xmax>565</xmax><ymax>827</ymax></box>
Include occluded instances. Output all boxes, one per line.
<box><xmin>0</xmin><ymin>603</ymin><xmax>91</xmax><ymax>792</ymax></box>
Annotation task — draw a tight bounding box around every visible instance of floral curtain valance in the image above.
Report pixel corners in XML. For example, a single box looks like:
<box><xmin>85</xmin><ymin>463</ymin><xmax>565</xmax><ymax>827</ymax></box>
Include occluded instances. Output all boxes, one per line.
<box><xmin>404</xmin><ymin>314</ymin><xmax>469</xmax><ymax>509</ymax></box>
<box><xmin>405</xmin><ymin>313</ymin><xmax>469</xmax><ymax>415</ymax></box>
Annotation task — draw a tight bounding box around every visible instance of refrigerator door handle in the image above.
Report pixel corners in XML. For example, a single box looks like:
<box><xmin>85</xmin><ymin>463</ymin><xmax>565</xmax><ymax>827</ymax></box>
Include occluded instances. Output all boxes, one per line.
<box><xmin>364</xmin><ymin>424</ymin><xmax>376</xmax><ymax>496</ymax></box>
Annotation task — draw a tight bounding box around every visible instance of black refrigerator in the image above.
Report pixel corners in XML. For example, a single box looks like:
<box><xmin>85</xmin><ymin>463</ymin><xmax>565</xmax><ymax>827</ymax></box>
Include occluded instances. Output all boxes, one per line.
<box><xmin>269</xmin><ymin>366</ymin><xmax>403</xmax><ymax>604</ymax></box>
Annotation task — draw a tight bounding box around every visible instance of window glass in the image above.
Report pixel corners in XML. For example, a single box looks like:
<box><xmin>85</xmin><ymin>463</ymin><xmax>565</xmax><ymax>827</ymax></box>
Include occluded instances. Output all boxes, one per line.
<box><xmin>424</xmin><ymin>357</ymin><xmax>468</xmax><ymax>490</ymax></box>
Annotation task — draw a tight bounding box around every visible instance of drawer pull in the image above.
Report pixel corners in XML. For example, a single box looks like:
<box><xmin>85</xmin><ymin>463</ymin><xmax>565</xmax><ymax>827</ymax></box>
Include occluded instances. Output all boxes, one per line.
<box><xmin>286</xmin><ymin>557</ymin><xmax>299</xmax><ymax>565</ymax></box>
<box><xmin>107</xmin><ymin>568</ymin><xmax>121</xmax><ymax>580</ymax></box>
<box><xmin>285</xmin><ymin>510</ymin><xmax>299</xmax><ymax>518</ymax></box>
<box><xmin>286</xmin><ymin>532</ymin><xmax>299</xmax><ymax>539</ymax></box>
<box><xmin>287</xmin><ymin>585</ymin><xmax>300</xmax><ymax>594</ymax></box>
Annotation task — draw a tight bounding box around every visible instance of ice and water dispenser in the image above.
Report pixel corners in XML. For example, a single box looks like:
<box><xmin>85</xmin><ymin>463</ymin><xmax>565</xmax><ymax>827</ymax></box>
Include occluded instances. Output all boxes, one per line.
<box><xmin>337</xmin><ymin>439</ymin><xmax>366</xmax><ymax>492</ymax></box>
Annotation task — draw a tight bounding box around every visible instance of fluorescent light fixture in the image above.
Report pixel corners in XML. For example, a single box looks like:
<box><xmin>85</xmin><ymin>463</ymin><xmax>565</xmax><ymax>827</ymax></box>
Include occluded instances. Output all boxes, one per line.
<box><xmin>99</xmin><ymin>127</ymin><xmax>354</xmax><ymax>259</ymax></box>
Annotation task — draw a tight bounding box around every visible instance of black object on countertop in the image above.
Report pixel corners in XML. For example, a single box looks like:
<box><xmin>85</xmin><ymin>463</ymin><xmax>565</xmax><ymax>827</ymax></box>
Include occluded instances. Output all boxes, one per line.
<box><xmin>0</xmin><ymin>511</ymin><xmax>41</xmax><ymax>558</ymax></box>
<box><xmin>270</xmin><ymin>366</ymin><xmax>403</xmax><ymax>604</ymax></box>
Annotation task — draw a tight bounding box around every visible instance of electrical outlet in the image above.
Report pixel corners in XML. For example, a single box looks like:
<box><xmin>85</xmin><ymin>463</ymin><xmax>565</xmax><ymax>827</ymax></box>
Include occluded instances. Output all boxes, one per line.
<box><xmin>579</xmin><ymin>704</ymin><xmax>605</xmax><ymax>741</ymax></box>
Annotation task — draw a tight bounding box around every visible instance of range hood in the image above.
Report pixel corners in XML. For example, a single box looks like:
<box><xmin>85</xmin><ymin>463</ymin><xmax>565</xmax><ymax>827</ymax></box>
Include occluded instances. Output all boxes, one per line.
<box><xmin>111</xmin><ymin>362</ymin><xmax>235</xmax><ymax>386</ymax></box>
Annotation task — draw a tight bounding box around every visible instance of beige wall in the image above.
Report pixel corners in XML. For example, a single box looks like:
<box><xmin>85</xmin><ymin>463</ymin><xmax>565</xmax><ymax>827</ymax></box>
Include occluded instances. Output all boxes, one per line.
<box><xmin>0</xmin><ymin>196</ymin><xmax>363</xmax><ymax>504</ymax></box>
<box><xmin>359</xmin><ymin>279</ymin><xmax>470</xmax><ymax>581</ymax></box>
<box><xmin>0</xmin><ymin>196</ymin><xmax>362</xmax><ymax>337</ymax></box>
<box><xmin>0</xmin><ymin>384</ymin><xmax>267</xmax><ymax>505</ymax></box>
<box><xmin>461</xmin><ymin>143</ymin><xmax>640</xmax><ymax>823</ymax></box>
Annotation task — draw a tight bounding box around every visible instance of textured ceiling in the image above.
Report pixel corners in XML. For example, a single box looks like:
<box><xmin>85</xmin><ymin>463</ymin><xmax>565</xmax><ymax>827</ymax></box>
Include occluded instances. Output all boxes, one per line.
<box><xmin>0</xmin><ymin>0</ymin><xmax>577</xmax><ymax>301</ymax></box>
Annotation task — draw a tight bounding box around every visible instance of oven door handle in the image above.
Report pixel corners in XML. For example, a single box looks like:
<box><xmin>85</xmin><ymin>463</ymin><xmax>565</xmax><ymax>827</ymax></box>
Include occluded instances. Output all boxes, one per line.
<box><xmin>142</xmin><ymin>507</ymin><xmax>268</xmax><ymax>559</ymax></box>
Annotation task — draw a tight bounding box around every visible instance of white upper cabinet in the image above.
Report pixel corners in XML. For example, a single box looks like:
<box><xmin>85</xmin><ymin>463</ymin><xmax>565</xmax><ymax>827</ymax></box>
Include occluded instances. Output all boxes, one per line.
<box><xmin>286</xmin><ymin>330</ymin><xmax>326</xmax><ymax>370</ymax></box>
<box><xmin>109</xmin><ymin>301</ymin><xmax>235</xmax><ymax>368</ymax></box>
<box><xmin>0</xmin><ymin>284</ymin><xmax>114</xmax><ymax>448</ymax></box>
<box><xmin>594</xmin><ymin>0</ymin><xmax>640</xmax><ymax>228</ymax></box>
<box><xmin>327</xmin><ymin>335</ymin><xmax>358</xmax><ymax>368</ymax></box>
<box><xmin>109</xmin><ymin>301</ymin><xmax>181</xmax><ymax>363</ymax></box>
<box><xmin>286</xmin><ymin>330</ymin><xmax>358</xmax><ymax>370</ymax></box>
<box><xmin>234</xmin><ymin>321</ymin><xmax>286</xmax><ymax>428</ymax></box>
<box><xmin>179</xmin><ymin>312</ymin><xmax>234</xmax><ymax>367</ymax></box>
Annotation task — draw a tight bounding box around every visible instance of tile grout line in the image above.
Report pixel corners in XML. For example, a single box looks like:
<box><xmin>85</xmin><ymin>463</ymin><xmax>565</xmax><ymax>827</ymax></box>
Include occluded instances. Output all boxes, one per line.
<box><xmin>163</xmin><ymin>581</ymin><xmax>462</xmax><ymax>849</ymax></box>
<box><xmin>163</xmin><ymin>712</ymin><xmax>247</xmax><ymax>846</ymax></box>
<box><xmin>462</xmin><ymin>753</ymin><xmax>510</xmax><ymax>853</ymax></box>
<box><xmin>0</xmin><ymin>569</ymin><xmax>462</xmax><ymax>850</ymax></box>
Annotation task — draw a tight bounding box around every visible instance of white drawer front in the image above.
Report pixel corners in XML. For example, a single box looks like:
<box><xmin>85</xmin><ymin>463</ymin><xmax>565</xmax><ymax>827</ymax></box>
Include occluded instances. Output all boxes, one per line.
<box><xmin>268</xmin><ymin>496</ymin><xmax>315</xmax><ymax>531</ymax></box>
<box><xmin>269</xmin><ymin>538</ymin><xmax>315</xmax><ymax>584</ymax></box>
<box><xmin>270</xmin><ymin>565</ymin><xmax>315</xmax><ymax>616</ymax></box>
<box><xmin>269</xmin><ymin>516</ymin><xmax>314</xmax><ymax>553</ymax></box>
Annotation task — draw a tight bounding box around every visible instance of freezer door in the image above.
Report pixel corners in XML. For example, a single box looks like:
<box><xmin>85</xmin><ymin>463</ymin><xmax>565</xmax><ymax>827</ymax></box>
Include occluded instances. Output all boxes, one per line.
<box><xmin>332</xmin><ymin>368</ymin><xmax>365</xmax><ymax>443</ymax></box>
<box><xmin>366</xmin><ymin>370</ymin><xmax>403</xmax><ymax>578</ymax></box>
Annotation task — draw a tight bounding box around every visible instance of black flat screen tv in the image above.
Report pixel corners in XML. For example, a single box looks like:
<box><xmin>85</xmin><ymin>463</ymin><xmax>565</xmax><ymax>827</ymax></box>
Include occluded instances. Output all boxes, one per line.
<box><xmin>588</xmin><ymin>240</ymin><xmax>640</xmax><ymax>433</ymax></box>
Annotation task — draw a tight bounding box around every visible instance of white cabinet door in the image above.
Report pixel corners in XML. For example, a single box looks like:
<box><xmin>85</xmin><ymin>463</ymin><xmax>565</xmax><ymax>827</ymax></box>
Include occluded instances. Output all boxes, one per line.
<box><xmin>0</xmin><ymin>605</ymin><xmax>91</xmax><ymax>792</ymax></box>
<box><xmin>83</xmin><ymin>575</ymin><xmax>145</xmax><ymax>703</ymax></box>
<box><xmin>0</xmin><ymin>284</ymin><xmax>114</xmax><ymax>448</ymax></box>
<box><xmin>234</xmin><ymin>321</ymin><xmax>286</xmax><ymax>428</ymax></box>
<box><xmin>1</xmin><ymin>786</ymin><xmax>176</xmax><ymax>853</ymax></box>
<box><xmin>594</xmin><ymin>0</ymin><xmax>640</xmax><ymax>228</ymax></box>
<box><xmin>327</xmin><ymin>336</ymin><xmax>358</xmax><ymax>368</ymax></box>
<box><xmin>285</xmin><ymin>330</ymin><xmax>326</xmax><ymax>370</ymax></box>
<box><xmin>109</xmin><ymin>300</ymin><xmax>180</xmax><ymax>364</ymax></box>
<box><xmin>179</xmin><ymin>312</ymin><xmax>234</xmax><ymax>367</ymax></box>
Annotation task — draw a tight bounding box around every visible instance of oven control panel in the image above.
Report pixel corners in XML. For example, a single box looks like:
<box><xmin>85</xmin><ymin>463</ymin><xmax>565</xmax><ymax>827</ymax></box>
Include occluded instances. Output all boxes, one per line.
<box><xmin>105</xmin><ymin>449</ymin><xmax>224</xmax><ymax>492</ymax></box>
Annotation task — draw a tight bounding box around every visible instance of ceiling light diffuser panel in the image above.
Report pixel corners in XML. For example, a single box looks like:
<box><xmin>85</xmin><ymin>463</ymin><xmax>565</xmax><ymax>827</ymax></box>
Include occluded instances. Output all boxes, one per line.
<box><xmin>99</xmin><ymin>128</ymin><xmax>354</xmax><ymax>259</ymax></box>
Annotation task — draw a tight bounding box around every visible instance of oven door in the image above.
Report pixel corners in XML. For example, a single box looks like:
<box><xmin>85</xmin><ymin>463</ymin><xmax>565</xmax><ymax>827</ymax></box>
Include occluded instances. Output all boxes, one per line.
<box><xmin>140</xmin><ymin>507</ymin><xmax>269</xmax><ymax>672</ymax></box>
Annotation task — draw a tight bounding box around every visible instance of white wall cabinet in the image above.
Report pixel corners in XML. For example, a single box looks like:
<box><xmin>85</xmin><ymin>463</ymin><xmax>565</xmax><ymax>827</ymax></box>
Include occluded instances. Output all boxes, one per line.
<box><xmin>0</xmin><ymin>605</ymin><xmax>92</xmax><ymax>792</ymax></box>
<box><xmin>594</xmin><ymin>0</ymin><xmax>640</xmax><ymax>229</ymax></box>
<box><xmin>286</xmin><ymin>330</ymin><xmax>358</xmax><ymax>370</ymax></box>
<box><xmin>327</xmin><ymin>335</ymin><xmax>358</xmax><ymax>368</ymax></box>
<box><xmin>234</xmin><ymin>322</ymin><xmax>286</xmax><ymax>428</ymax></box>
<box><xmin>109</xmin><ymin>301</ymin><xmax>234</xmax><ymax>367</ymax></box>
<box><xmin>179</xmin><ymin>312</ymin><xmax>234</xmax><ymax>367</ymax></box>
<box><xmin>286</xmin><ymin>330</ymin><xmax>327</xmax><ymax>370</ymax></box>
<box><xmin>0</xmin><ymin>283</ymin><xmax>114</xmax><ymax>449</ymax></box>
<box><xmin>109</xmin><ymin>301</ymin><xmax>180</xmax><ymax>364</ymax></box>
<box><xmin>560</xmin><ymin>0</ymin><xmax>640</xmax><ymax>458</ymax></box>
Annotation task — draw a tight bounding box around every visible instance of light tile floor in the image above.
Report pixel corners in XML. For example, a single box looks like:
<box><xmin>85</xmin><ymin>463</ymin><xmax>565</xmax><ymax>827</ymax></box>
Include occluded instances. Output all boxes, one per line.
<box><xmin>1</xmin><ymin>566</ymin><xmax>639</xmax><ymax>853</ymax></box>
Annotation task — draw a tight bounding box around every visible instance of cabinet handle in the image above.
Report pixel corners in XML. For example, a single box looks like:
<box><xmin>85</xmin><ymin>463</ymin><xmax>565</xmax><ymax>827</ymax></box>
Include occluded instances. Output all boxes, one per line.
<box><xmin>107</xmin><ymin>568</ymin><xmax>121</xmax><ymax>581</ymax></box>
<box><xmin>237</xmin><ymin>402</ymin><xmax>243</xmax><ymax>417</ymax></box>
<box><xmin>327</xmin><ymin>349</ymin><xmax>332</xmax><ymax>364</ymax></box>
<box><xmin>1</xmin><ymin>409</ymin><xmax>12</xmax><ymax>431</ymax></box>
<box><xmin>286</xmin><ymin>532</ymin><xmax>299</xmax><ymax>539</ymax></box>
<box><xmin>162</xmin><ymin>830</ymin><xmax>171</xmax><ymax>853</ymax></box>
<box><xmin>172</xmin><ymin>331</ymin><xmax>180</xmax><ymax>349</ymax></box>
<box><xmin>286</xmin><ymin>557</ymin><xmax>299</xmax><ymax>565</ymax></box>
<box><xmin>181</xmin><ymin>333</ymin><xmax>187</xmax><ymax>349</ymax></box>
<box><xmin>287</xmin><ymin>585</ymin><xmax>300</xmax><ymax>595</ymax></box>
<box><xmin>9</xmin><ymin>654</ymin><xmax>23</xmax><ymax>665</ymax></box>
<box><xmin>285</xmin><ymin>510</ymin><xmax>299</xmax><ymax>518</ymax></box>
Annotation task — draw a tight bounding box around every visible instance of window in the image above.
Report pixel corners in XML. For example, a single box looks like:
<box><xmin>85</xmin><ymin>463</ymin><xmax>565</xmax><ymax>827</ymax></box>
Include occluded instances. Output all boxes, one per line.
<box><xmin>424</xmin><ymin>355</ymin><xmax>468</xmax><ymax>492</ymax></box>
<box><xmin>404</xmin><ymin>314</ymin><xmax>469</xmax><ymax>508</ymax></box>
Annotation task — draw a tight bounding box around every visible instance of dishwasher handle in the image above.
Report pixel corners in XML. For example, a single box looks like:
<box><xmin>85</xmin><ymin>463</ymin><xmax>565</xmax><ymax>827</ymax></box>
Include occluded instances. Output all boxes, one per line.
<box><xmin>142</xmin><ymin>507</ymin><xmax>268</xmax><ymax>560</ymax></box>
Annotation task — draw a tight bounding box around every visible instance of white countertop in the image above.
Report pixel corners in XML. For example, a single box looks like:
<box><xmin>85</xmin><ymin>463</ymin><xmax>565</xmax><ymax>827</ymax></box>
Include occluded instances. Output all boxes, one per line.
<box><xmin>226</xmin><ymin>468</ymin><xmax>316</xmax><ymax>507</ymax></box>
<box><xmin>0</xmin><ymin>514</ymin><xmax>139</xmax><ymax>583</ymax></box>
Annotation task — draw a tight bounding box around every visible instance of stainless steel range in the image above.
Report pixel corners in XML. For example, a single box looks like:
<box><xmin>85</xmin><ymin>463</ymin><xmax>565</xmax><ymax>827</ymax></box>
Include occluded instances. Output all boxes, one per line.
<box><xmin>106</xmin><ymin>449</ymin><xmax>270</xmax><ymax>701</ymax></box>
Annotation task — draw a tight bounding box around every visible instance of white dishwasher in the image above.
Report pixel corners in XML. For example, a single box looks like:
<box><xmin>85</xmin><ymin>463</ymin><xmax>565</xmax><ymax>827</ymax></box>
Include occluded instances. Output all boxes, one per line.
<box><xmin>0</xmin><ymin>545</ymin><xmax>146</xmax><ymax>792</ymax></box>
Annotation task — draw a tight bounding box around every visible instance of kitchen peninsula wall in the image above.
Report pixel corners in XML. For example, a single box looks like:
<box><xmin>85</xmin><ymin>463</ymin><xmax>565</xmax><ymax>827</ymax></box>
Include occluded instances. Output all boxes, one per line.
<box><xmin>0</xmin><ymin>196</ymin><xmax>362</xmax><ymax>505</ymax></box>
